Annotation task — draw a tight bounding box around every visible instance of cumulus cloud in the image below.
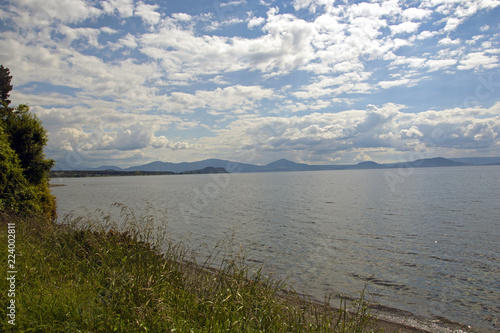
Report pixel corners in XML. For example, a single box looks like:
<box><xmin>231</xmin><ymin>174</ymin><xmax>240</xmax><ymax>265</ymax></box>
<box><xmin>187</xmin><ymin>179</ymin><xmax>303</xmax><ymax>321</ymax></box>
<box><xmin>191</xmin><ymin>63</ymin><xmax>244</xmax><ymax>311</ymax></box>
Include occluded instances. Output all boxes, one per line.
<box><xmin>458</xmin><ymin>52</ymin><xmax>499</xmax><ymax>70</ymax></box>
<box><xmin>11</xmin><ymin>0</ymin><xmax>101</xmax><ymax>27</ymax></box>
<box><xmin>203</xmin><ymin>102</ymin><xmax>500</xmax><ymax>163</ymax></box>
<box><xmin>50</xmin><ymin>118</ymin><xmax>193</xmax><ymax>153</ymax></box>
<box><xmin>193</xmin><ymin>85</ymin><xmax>274</xmax><ymax>113</ymax></box>
<box><xmin>102</xmin><ymin>0</ymin><xmax>134</xmax><ymax>18</ymax></box>
<box><xmin>2</xmin><ymin>0</ymin><xmax>500</xmax><ymax>167</ymax></box>
<box><xmin>172</xmin><ymin>13</ymin><xmax>192</xmax><ymax>21</ymax></box>
<box><xmin>114</xmin><ymin>33</ymin><xmax>138</xmax><ymax>49</ymax></box>
<box><xmin>146</xmin><ymin>85</ymin><xmax>275</xmax><ymax>114</ymax></box>
<box><xmin>438</xmin><ymin>37</ymin><xmax>461</xmax><ymax>46</ymax></box>
<box><xmin>390</xmin><ymin>21</ymin><xmax>420</xmax><ymax>35</ymax></box>
<box><xmin>378</xmin><ymin>79</ymin><xmax>412</xmax><ymax>89</ymax></box>
<box><xmin>443</xmin><ymin>17</ymin><xmax>462</xmax><ymax>32</ymax></box>
<box><xmin>426</xmin><ymin>59</ymin><xmax>457</xmax><ymax>72</ymax></box>
<box><xmin>135</xmin><ymin>1</ymin><xmax>161</xmax><ymax>26</ymax></box>
<box><xmin>402</xmin><ymin>8</ymin><xmax>431</xmax><ymax>21</ymax></box>
<box><xmin>400</xmin><ymin>126</ymin><xmax>424</xmax><ymax>139</ymax></box>
<box><xmin>113</xmin><ymin>123</ymin><xmax>156</xmax><ymax>150</ymax></box>
<box><xmin>248</xmin><ymin>16</ymin><xmax>265</xmax><ymax>28</ymax></box>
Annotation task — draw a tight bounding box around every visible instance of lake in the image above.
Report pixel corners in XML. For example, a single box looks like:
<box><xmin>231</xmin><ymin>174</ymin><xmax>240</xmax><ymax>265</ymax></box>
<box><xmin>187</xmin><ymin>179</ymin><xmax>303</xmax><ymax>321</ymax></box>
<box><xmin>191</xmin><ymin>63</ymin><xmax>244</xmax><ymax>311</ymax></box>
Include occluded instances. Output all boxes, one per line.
<box><xmin>51</xmin><ymin>166</ymin><xmax>500</xmax><ymax>332</ymax></box>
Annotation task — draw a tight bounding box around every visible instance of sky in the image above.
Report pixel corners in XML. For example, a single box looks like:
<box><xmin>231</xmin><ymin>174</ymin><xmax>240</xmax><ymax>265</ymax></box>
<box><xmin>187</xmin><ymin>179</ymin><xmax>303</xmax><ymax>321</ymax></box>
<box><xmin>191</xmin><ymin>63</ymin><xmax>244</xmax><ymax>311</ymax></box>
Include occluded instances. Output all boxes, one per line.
<box><xmin>1</xmin><ymin>0</ymin><xmax>499</xmax><ymax>169</ymax></box>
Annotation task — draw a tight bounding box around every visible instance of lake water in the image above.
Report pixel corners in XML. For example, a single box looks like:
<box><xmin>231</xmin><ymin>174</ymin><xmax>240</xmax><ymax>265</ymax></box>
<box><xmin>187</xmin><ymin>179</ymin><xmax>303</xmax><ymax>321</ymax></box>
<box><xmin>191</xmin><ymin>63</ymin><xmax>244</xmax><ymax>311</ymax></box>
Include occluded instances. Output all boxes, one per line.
<box><xmin>51</xmin><ymin>166</ymin><xmax>500</xmax><ymax>332</ymax></box>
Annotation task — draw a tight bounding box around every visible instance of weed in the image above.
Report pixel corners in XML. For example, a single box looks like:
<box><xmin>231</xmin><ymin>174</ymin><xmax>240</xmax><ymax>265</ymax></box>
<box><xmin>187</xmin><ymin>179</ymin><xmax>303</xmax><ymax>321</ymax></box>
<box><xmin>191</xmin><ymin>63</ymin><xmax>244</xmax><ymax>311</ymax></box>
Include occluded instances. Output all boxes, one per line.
<box><xmin>0</xmin><ymin>207</ymin><xmax>381</xmax><ymax>332</ymax></box>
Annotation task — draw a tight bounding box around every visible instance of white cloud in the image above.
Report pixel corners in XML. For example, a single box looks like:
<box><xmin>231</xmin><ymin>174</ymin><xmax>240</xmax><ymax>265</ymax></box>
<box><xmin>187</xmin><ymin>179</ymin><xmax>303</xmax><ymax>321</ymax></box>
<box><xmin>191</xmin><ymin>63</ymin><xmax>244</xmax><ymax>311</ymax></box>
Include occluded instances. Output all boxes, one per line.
<box><xmin>293</xmin><ymin>72</ymin><xmax>372</xmax><ymax>99</ymax></box>
<box><xmin>194</xmin><ymin>85</ymin><xmax>275</xmax><ymax>113</ymax></box>
<box><xmin>114</xmin><ymin>33</ymin><xmax>138</xmax><ymax>49</ymax></box>
<box><xmin>102</xmin><ymin>0</ymin><xmax>134</xmax><ymax>18</ymax></box>
<box><xmin>417</xmin><ymin>30</ymin><xmax>437</xmax><ymax>40</ymax></box>
<box><xmin>58</xmin><ymin>26</ymin><xmax>101</xmax><ymax>48</ymax></box>
<box><xmin>400</xmin><ymin>126</ymin><xmax>423</xmax><ymax>139</ymax></box>
<box><xmin>12</xmin><ymin>0</ymin><xmax>101</xmax><ymax>27</ymax></box>
<box><xmin>438</xmin><ymin>37</ymin><xmax>461</xmax><ymax>46</ymax></box>
<box><xmin>113</xmin><ymin>123</ymin><xmax>157</xmax><ymax>150</ymax></box>
<box><xmin>172</xmin><ymin>13</ymin><xmax>192</xmax><ymax>21</ymax></box>
<box><xmin>458</xmin><ymin>52</ymin><xmax>499</xmax><ymax>70</ymax></box>
<box><xmin>378</xmin><ymin>78</ymin><xmax>412</xmax><ymax>89</ymax></box>
<box><xmin>101</xmin><ymin>27</ymin><xmax>118</xmax><ymax>35</ymax></box>
<box><xmin>390</xmin><ymin>21</ymin><xmax>420</xmax><ymax>35</ymax></box>
<box><xmin>248</xmin><ymin>10</ymin><xmax>316</xmax><ymax>73</ymax></box>
<box><xmin>202</xmin><ymin>102</ymin><xmax>500</xmax><ymax>163</ymax></box>
<box><xmin>220</xmin><ymin>0</ymin><xmax>247</xmax><ymax>8</ymax></box>
<box><xmin>2</xmin><ymin>0</ymin><xmax>500</xmax><ymax>166</ymax></box>
<box><xmin>402</xmin><ymin>7</ymin><xmax>431</xmax><ymax>21</ymax></box>
<box><xmin>349</xmin><ymin>2</ymin><xmax>386</xmax><ymax>17</ymax></box>
<box><xmin>135</xmin><ymin>1</ymin><xmax>161</xmax><ymax>26</ymax></box>
<box><xmin>353</xmin><ymin>151</ymin><xmax>373</xmax><ymax>161</ymax></box>
<box><xmin>390</xmin><ymin>56</ymin><xmax>427</xmax><ymax>69</ymax></box>
<box><xmin>292</xmin><ymin>0</ymin><xmax>332</xmax><ymax>13</ymax></box>
<box><xmin>248</xmin><ymin>16</ymin><xmax>265</xmax><ymax>28</ymax></box>
<box><xmin>443</xmin><ymin>17</ymin><xmax>462</xmax><ymax>32</ymax></box>
<box><xmin>139</xmin><ymin>9</ymin><xmax>319</xmax><ymax>78</ymax></box>
<box><xmin>426</xmin><ymin>59</ymin><xmax>457</xmax><ymax>71</ymax></box>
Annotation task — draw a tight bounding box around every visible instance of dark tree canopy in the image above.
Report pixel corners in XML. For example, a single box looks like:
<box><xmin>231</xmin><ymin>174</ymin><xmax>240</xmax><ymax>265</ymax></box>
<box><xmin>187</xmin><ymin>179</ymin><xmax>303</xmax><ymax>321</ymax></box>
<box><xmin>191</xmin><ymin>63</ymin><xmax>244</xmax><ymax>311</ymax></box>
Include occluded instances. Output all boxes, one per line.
<box><xmin>0</xmin><ymin>65</ymin><xmax>56</xmax><ymax>219</ymax></box>
<box><xmin>0</xmin><ymin>65</ymin><xmax>13</xmax><ymax>106</ymax></box>
<box><xmin>0</xmin><ymin>123</ymin><xmax>37</xmax><ymax>213</ymax></box>
<box><xmin>4</xmin><ymin>104</ymin><xmax>54</xmax><ymax>185</ymax></box>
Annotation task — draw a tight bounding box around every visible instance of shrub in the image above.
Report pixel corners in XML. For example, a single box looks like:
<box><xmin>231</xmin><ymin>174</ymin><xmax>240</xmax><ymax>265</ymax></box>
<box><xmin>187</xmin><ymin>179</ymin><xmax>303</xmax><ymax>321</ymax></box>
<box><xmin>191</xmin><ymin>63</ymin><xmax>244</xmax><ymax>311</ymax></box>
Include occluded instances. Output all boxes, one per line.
<box><xmin>0</xmin><ymin>124</ymin><xmax>38</xmax><ymax>213</ymax></box>
<box><xmin>0</xmin><ymin>65</ymin><xmax>56</xmax><ymax>219</ymax></box>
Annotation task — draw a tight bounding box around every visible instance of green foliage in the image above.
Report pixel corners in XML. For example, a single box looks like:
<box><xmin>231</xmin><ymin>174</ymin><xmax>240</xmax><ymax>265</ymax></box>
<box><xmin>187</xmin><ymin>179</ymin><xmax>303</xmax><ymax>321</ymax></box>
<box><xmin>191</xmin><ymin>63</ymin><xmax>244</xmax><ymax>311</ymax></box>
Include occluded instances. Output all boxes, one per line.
<box><xmin>0</xmin><ymin>209</ymin><xmax>381</xmax><ymax>332</ymax></box>
<box><xmin>0</xmin><ymin>124</ymin><xmax>37</xmax><ymax>213</ymax></box>
<box><xmin>0</xmin><ymin>65</ymin><xmax>56</xmax><ymax>218</ymax></box>
<box><xmin>2</xmin><ymin>104</ymin><xmax>54</xmax><ymax>185</ymax></box>
<box><xmin>0</xmin><ymin>65</ymin><xmax>12</xmax><ymax>106</ymax></box>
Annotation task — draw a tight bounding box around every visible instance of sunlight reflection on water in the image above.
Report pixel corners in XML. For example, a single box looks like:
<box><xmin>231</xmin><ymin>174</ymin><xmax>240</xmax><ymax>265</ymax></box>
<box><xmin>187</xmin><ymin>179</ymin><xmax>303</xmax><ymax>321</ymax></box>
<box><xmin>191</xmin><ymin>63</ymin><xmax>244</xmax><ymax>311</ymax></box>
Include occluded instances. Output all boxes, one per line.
<box><xmin>52</xmin><ymin>166</ymin><xmax>500</xmax><ymax>332</ymax></box>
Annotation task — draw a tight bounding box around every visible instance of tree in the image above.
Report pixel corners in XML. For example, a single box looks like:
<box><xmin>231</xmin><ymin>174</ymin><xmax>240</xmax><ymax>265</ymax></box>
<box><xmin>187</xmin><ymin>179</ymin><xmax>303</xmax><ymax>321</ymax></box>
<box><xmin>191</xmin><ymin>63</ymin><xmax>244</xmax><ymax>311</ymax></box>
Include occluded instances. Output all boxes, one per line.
<box><xmin>0</xmin><ymin>65</ymin><xmax>13</xmax><ymax>106</ymax></box>
<box><xmin>3</xmin><ymin>104</ymin><xmax>55</xmax><ymax>185</ymax></box>
<box><xmin>0</xmin><ymin>66</ymin><xmax>56</xmax><ymax>219</ymax></box>
<box><xmin>0</xmin><ymin>122</ymin><xmax>37</xmax><ymax>213</ymax></box>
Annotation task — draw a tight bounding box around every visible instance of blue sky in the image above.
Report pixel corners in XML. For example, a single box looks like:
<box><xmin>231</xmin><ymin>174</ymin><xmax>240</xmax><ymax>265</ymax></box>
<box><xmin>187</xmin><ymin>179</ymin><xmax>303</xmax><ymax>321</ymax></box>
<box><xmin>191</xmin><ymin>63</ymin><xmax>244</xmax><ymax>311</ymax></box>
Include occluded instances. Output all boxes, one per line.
<box><xmin>1</xmin><ymin>0</ymin><xmax>499</xmax><ymax>168</ymax></box>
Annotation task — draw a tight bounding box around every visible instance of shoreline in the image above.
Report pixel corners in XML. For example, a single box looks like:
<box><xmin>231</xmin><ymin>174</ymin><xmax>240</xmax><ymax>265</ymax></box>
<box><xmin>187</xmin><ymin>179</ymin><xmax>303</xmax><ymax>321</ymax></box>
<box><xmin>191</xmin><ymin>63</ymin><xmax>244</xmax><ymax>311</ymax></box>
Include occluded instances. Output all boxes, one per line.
<box><xmin>280</xmin><ymin>292</ymin><xmax>472</xmax><ymax>333</ymax></box>
<box><xmin>371</xmin><ymin>312</ymin><xmax>471</xmax><ymax>333</ymax></box>
<box><xmin>183</xmin><ymin>260</ymin><xmax>472</xmax><ymax>333</ymax></box>
<box><xmin>3</xmin><ymin>210</ymin><xmax>479</xmax><ymax>332</ymax></box>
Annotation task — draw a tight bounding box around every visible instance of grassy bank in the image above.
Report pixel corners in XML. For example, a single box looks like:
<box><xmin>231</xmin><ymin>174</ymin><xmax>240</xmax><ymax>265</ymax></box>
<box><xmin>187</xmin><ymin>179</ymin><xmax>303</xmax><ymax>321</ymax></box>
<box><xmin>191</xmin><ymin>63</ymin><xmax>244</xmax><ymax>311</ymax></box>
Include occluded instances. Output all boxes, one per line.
<box><xmin>0</xmin><ymin>208</ymin><xmax>382</xmax><ymax>332</ymax></box>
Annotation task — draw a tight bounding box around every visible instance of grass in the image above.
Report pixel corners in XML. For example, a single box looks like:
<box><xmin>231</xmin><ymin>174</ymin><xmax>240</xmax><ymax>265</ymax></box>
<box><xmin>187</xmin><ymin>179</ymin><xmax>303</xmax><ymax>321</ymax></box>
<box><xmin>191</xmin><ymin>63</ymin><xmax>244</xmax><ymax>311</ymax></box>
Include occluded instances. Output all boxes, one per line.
<box><xmin>0</xmin><ymin>204</ymin><xmax>382</xmax><ymax>332</ymax></box>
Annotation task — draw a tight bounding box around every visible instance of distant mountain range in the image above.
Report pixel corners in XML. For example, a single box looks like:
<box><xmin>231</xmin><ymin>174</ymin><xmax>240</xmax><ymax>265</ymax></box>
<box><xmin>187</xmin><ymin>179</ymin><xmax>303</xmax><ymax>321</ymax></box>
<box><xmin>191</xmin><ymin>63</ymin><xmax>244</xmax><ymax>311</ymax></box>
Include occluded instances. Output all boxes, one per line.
<box><xmin>54</xmin><ymin>156</ymin><xmax>500</xmax><ymax>174</ymax></box>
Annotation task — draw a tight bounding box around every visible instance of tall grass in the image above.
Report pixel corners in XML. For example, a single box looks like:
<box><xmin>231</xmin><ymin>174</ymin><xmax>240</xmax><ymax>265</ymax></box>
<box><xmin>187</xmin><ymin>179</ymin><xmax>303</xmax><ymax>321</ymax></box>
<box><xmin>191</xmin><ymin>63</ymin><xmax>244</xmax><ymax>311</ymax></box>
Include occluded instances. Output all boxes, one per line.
<box><xmin>0</xmin><ymin>205</ymin><xmax>381</xmax><ymax>332</ymax></box>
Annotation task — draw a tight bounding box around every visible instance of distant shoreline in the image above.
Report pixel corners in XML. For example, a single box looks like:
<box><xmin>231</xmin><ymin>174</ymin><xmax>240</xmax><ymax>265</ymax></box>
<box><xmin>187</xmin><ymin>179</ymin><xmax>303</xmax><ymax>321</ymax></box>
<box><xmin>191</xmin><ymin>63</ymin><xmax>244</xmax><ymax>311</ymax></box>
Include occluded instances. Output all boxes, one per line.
<box><xmin>50</xmin><ymin>166</ymin><xmax>228</xmax><ymax>178</ymax></box>
<box><xmin>51</xmin><ymin>160</ymin><xmax>500</xmax><ymax>178</ymax></box>
<box><xmin>53</xmin><ymin>157</ymin><xmax>500</xmax><ymax>175</ymax></box>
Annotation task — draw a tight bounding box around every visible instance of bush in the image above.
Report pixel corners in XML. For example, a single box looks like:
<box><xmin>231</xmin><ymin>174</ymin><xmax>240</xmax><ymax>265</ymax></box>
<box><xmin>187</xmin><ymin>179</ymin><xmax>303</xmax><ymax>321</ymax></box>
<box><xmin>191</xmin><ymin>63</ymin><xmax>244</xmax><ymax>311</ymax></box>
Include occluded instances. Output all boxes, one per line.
<box><xmin>0</xmin><ymin>65</ymin><xmax>56</xmax><ymax>219</ymax></box>
<box><xmin>0</xmin><ymin>124</ymin><xmax>38</xmax><ymax>213</ymax></box>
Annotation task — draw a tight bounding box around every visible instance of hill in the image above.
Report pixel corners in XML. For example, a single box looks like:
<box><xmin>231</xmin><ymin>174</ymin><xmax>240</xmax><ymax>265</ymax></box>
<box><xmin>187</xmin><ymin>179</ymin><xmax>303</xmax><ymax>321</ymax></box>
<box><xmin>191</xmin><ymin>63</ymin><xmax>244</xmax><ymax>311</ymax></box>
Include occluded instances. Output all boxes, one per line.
<box><xmin>53</xmin><ymin>156</ymin><xmax>498</xmax><ymax>174</ymax></box>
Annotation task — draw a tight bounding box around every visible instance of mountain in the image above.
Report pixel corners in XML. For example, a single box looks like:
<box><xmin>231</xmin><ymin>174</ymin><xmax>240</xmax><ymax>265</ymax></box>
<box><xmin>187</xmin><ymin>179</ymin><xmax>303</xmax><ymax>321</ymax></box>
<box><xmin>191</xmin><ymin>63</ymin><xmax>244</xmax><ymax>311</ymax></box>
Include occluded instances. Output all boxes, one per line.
<box><xmin>56</xmin><ymin>156</ymin><xmax>498</xmax><ymax>173</ymax></box>
<box><xmin>92</xmin><ymin>165</ymin><xmax>123</xmax><ymax>171</ymax></box>
<box><xmin>53</xmin><ymin>160</ymin><xmax>123</xmax><ymax>171</ymax></box>
<box><xmin>120</xmin><ymin>157</ymin><xmax>468</xmax><ymax>172</ymax></box>
<box><xmin>388</xmin><ymin>157</ymin><xmax>467</xmax><ymax>168</ymax></box>
<box><xmin>125</xmin><ymin>161</ymin><xmax>178</xmax><ymax>172</ymax></box>
<box><xmin>350</xmin><ymin>161</ymin><xmax>382</xmax><ymax>169</ymax></box>
<box><xmin>180</xmin><ymin>167</ymin><xmax>228</xmax><ymax>174</ymax></box>
<box><xmin>262</xmin><ymin>159</ymin><xmax>313</xmax><ymax>171</ymax></box>
<box><xmin>124</xmin><ymin>159</ymin><xmax>262</xmax><ymax>173</ymax></box>
<box><xmin>449</xmin><ymin>157</ymin><xmax>500</xmax><ymax>165</ymax></box>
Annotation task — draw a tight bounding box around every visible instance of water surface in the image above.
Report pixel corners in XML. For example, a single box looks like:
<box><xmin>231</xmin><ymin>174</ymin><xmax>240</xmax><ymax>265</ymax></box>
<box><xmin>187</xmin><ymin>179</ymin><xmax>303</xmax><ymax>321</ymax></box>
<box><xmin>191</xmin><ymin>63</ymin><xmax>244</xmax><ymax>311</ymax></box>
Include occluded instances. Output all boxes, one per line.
<box><xmin>51</xmin><ymin>166</ymin><xmax>500</xmax><ymax>332</ymax></box>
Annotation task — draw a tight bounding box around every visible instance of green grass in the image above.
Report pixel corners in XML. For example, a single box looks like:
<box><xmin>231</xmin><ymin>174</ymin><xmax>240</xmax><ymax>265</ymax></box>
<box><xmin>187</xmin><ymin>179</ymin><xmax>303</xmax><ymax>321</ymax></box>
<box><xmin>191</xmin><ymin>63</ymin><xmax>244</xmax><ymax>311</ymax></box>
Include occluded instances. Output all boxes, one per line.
<box><xmin>0</xmin><ymin>205</ymin><xmax>381</xmax><ymax>332</ymax></box>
